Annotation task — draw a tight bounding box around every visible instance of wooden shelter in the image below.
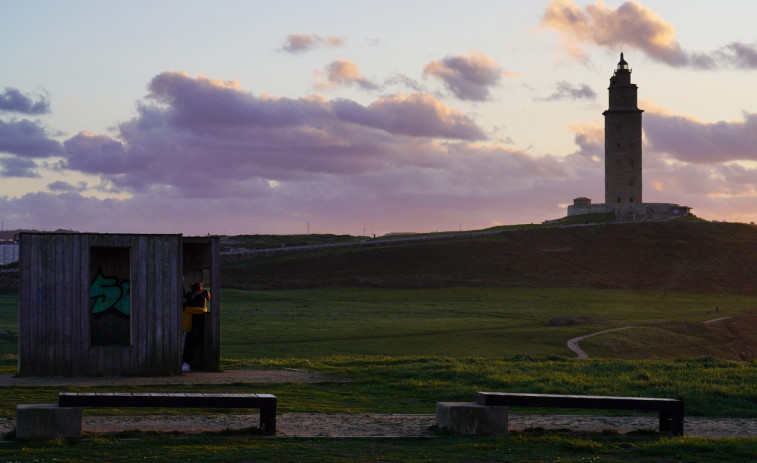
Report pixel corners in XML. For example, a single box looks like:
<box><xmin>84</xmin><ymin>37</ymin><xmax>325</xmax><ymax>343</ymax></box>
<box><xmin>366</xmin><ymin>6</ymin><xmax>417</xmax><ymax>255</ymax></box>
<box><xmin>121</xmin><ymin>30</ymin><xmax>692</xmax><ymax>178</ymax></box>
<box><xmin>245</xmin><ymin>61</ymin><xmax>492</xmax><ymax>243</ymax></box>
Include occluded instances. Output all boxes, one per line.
<box><xmin>18</xmin><ymin>233</ymin><xmax>220</xmax><ymax>376</ymax></box>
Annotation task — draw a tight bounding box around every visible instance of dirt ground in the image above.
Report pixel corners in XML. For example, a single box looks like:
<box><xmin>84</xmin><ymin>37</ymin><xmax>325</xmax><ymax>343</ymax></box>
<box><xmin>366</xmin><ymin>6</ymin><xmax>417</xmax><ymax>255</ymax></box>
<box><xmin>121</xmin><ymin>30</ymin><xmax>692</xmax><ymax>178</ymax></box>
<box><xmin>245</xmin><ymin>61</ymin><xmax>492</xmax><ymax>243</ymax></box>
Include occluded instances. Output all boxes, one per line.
<box><xmin>5</xmin><ymin>369</ymin><xmax>757</xmax><ymax>438</ymax></box>
<box><xmin>0</xmin><ymin>368</ymin><xmax>340</xmax><ymax>387</ymax></box>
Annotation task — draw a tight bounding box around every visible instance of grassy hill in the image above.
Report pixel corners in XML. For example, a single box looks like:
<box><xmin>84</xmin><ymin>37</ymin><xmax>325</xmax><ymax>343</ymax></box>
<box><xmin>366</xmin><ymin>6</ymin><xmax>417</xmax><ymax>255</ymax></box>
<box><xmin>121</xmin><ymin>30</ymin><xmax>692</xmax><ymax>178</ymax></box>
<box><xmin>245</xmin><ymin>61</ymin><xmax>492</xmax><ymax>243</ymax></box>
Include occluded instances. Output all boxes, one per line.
<box><xmin>223</xmin><ymin>221</ymin><xmax>757</xmax><ymax>295</ymax></box>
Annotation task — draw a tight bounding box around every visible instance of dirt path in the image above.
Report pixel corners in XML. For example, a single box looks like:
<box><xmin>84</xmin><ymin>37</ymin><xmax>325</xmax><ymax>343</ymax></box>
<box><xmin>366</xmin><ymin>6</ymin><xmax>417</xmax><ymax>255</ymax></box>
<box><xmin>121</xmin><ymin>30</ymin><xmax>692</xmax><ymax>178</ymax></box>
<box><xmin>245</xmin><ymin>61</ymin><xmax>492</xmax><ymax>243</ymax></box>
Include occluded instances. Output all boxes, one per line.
<box><xmin>567</xmin><ymin>326</ymin><xmax>634</xmax><ymax>359</ymax></box>
<box><xmin>566</xmin><ymin>316</ymin><xmax>734</xmax><ymax>359</ymax></box>
<box><xmin>3</xmin><ymin>413</ymin><xmax>756</xmax><ymax>438</ymax></box>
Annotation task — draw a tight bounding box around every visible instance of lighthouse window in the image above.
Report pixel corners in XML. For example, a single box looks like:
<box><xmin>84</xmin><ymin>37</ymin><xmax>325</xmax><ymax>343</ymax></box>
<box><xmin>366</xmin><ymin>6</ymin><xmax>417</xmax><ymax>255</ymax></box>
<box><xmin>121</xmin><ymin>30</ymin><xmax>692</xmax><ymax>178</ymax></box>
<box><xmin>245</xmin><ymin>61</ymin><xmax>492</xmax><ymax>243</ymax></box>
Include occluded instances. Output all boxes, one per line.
<box><xmin>630</xmin><ymin>197</ymin><xmax>634</xmax><ymax>203</ymax></box>
<box><xmin>617</xmin><ymin>197</ymin><xmax>621</xmax><ymax>203</ymax></box>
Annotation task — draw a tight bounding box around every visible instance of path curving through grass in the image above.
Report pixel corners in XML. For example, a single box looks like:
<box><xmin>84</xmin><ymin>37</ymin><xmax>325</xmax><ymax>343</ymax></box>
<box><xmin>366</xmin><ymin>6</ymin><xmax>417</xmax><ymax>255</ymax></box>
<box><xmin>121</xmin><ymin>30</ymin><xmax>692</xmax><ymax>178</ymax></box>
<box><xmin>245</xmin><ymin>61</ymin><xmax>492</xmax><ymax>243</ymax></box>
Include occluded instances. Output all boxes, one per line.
<box><xmin>567</xmin><ymin>326</ymin><xmax>635</xmax><ymax>359</ymax></box>
<box><xmin>568</xmin><ymin>316</ymin><xmax>735</xmax><ymax>359</ymax></box>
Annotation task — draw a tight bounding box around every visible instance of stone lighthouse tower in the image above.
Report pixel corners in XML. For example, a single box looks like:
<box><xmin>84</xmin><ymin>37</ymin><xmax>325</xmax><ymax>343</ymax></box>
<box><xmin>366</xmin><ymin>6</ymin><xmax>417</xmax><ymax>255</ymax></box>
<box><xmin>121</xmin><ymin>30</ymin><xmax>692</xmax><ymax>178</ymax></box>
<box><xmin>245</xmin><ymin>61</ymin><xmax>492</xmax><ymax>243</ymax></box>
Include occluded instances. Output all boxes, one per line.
<box><xmin>604</xmin><ymin>53</ymin><xmax>643</xmax><ymax>206</ymax></box>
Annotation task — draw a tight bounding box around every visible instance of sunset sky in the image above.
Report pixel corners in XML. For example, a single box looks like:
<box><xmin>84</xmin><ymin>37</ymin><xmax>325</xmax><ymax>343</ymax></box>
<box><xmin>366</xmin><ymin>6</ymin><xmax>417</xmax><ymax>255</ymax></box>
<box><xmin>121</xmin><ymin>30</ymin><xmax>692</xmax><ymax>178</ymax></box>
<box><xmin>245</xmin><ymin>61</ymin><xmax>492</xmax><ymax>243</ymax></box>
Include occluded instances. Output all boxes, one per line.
<box><xmin>2</xmin><ymin>0</ymin><xmax>757</xmax><ymax>235</ymax></box>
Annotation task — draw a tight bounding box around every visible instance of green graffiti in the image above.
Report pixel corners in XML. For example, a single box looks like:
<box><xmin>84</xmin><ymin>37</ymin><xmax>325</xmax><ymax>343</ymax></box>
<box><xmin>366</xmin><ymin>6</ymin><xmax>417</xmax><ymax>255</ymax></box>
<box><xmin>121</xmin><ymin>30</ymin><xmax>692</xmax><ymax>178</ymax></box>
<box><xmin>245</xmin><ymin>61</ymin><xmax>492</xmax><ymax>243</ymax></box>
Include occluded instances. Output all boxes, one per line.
<box><xmin>90</xmin><ymin>271</ymin><xmax>130</xmax><ymax>316</ymax></box>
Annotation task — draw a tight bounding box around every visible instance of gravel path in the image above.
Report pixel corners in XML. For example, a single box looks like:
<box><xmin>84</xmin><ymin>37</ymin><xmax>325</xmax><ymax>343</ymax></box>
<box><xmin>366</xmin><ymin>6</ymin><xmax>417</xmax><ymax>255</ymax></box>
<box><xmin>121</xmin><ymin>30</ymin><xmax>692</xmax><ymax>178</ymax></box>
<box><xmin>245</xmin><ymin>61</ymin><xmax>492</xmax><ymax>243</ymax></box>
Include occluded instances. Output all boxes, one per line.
<box><xmin>567</xmin><ymin>327</ymin><xmax>634</xmax><ymax>359</ymax></box>
<box><xmin>6</xmin><ymin>368</ymin><xmax>757</xmax><ymax>439</ymax></box>
<box><xmin>4</xmin><ymin>413</ymin><xmax>756</xmax><ymax>438</ymax></box>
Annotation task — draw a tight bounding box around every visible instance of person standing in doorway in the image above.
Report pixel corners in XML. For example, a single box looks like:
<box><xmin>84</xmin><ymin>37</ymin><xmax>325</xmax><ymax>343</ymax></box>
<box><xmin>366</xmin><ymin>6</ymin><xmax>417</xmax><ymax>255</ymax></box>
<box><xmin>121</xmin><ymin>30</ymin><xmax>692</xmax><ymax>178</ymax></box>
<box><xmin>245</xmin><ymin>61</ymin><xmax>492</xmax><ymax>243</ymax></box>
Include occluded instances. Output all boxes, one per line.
<box><xmin>182</xmin><ymin>281</ymin><xmax>210</xmax><ymax>372</ymax></box>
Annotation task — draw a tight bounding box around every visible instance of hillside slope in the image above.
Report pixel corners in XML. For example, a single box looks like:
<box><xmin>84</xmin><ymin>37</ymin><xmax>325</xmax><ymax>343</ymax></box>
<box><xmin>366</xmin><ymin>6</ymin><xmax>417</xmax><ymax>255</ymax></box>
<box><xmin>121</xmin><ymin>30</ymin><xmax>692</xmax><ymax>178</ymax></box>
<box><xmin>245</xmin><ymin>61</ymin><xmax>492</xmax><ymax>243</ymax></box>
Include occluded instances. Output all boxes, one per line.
<box><xmin>223</xmin><ymin>222</ymin><xmax>757</xmax><ymax>294</ymax></box>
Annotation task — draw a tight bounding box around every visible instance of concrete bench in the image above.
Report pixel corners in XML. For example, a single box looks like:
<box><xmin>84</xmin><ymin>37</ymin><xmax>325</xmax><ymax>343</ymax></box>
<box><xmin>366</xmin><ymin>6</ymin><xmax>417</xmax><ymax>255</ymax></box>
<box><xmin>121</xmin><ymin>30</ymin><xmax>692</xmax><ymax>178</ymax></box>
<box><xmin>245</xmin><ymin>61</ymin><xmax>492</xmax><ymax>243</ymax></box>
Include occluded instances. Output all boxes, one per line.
<box><xmin>16</xmin><ymin>392</ymin><xmax>277</xmax><ymax>440</ymax></box>
<box><xmin>475</xmin><ymin>392</ymin><xmax>684</xmax><ymax>435</ymax></box>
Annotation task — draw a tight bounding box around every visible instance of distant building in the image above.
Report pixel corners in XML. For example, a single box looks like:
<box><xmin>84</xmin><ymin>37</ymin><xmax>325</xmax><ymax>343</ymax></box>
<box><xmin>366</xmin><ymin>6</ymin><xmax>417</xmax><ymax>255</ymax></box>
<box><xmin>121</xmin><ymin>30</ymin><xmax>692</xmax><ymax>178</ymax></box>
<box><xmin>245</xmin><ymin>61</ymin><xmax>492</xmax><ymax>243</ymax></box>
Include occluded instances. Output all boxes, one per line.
<box><xmin>565</xmin><ymin>54</ymin><xmax>691</xmax><ymax>221</ymax></box>
<box><xmin>567</xmin><ymin>197</ymin><xmax>607</xmax><ymax>216</ymax></box>
<box><xmin>0</xmin><ymin>243</ymin><xmax>19</xmax><ymax>265</ymax></box>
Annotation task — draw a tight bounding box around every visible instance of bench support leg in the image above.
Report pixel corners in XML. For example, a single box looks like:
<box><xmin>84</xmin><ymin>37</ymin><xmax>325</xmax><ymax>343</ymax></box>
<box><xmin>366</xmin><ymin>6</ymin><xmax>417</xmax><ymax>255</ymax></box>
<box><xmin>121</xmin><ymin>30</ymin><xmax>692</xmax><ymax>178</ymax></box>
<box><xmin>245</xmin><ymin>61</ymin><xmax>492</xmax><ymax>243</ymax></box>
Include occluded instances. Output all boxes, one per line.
<box><xmin>260</xmin><ymin>405</ymin><xmax>276</xmax><ymax>435</ymax></box>
<box><xmin>659</xmin><ymin>409</ymin><xmax>684</xmax><ymax>436</ymax></box>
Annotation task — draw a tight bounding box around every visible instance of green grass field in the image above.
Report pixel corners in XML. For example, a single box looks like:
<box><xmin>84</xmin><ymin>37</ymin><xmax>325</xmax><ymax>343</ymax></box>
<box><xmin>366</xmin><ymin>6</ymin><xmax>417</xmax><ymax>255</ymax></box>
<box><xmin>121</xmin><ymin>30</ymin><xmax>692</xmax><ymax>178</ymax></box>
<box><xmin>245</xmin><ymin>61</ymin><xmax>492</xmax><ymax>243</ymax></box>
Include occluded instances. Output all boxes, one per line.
<box><xmin>3</xmin><ymin>284</ymin><xmax>757</xmax><ymax>461</ymax></box>
<box><xmin>220</xmin><ymin>287</ymin><xmax>757</xmax><ymax>359</ymax></box>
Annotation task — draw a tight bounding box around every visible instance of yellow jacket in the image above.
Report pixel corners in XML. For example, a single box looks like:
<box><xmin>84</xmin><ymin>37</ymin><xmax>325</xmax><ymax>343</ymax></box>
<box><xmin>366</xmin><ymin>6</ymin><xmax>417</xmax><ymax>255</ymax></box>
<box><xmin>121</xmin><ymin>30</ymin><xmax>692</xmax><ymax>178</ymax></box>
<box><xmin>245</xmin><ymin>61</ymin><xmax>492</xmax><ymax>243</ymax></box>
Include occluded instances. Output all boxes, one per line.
<box><xmin>183</xmin><ymin>305</ymin><xmax>208</xmax><ymax>332</ymax></box>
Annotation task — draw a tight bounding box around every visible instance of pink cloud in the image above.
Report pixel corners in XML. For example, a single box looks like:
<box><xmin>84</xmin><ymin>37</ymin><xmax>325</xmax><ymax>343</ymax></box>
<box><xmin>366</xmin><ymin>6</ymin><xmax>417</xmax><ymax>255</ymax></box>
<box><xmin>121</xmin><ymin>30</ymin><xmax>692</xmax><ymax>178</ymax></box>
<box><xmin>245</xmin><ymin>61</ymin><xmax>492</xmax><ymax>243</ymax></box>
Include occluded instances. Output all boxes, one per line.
<box><xmin>281</xmin><ymin>33</ymin><xmax>345</xmax><ymax>54</ymax></box>
<box><xmin>541</xmin><ymin>0</ymin><xmax>757</xmax><ymax>69</ymax></box>
<box><xmin>314</xmin><ymin>59</ymin><xmax>378</xmax><ymax>91</ymax></box>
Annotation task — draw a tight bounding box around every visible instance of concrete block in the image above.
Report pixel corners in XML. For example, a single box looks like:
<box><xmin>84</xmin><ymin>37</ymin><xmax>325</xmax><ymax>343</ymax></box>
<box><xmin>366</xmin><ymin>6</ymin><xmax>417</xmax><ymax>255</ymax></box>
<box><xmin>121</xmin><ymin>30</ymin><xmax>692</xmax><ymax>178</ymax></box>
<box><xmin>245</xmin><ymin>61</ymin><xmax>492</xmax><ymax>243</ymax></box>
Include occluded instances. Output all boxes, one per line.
<box><xmin>436</xmin><ymin>401</ymin><xmax>508</xmax><ymax>436</ymax></box>
<box><xmin>16</xmin><ymin>404</ymin><xmax>82</xmax><ymax>440</ymax></box>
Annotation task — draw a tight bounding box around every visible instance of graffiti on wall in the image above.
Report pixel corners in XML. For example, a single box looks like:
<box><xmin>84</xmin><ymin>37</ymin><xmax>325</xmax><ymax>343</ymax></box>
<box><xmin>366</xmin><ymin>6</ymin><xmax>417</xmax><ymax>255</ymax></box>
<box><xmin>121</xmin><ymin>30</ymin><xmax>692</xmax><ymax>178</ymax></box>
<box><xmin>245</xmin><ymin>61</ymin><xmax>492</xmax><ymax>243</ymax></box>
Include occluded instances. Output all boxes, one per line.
<box><xmin>90</xmin><ymin>268</ymin><xmax>130</xmax><ymax>345</ymax></box>
<box><xmin>90</xmin><ymin>271</ymin><xmax>131</xmax><ymax>316</ymax></box>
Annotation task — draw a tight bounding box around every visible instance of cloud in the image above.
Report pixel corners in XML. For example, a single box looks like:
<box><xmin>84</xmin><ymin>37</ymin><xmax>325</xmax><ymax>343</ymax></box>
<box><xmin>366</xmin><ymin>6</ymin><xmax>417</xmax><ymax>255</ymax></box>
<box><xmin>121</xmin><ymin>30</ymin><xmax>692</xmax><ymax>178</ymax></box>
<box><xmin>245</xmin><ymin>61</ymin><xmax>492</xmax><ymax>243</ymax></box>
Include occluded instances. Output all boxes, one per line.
<box><xmin>0</xmin><ymin>87</ymin><xmax>51</xmax><ymax>115</ymax></box>
<box><xmin>63</xmin><ymin>132</ymin><xmax>131</xmax><ymax>175</ymax></box>
<box><xmin>17</xmin><ymin>70</ymin><xmax>754</xmax><ymax>235</ymax></box>
<box><xmin>536</xmin><ymin>81</ymin><xmax>596</xmax><ymax>101</ymax></box>
<box><xmin>2</xmin><ymin>138</ymin><xmax>608</xmax><ymax>234</ymax></box>
<box><xmin>47</xmin><ymin>180</ymin><xmax>87</xmax><ymax>192</ymax></box>
<box><xmin>314</xmin><ymin>59</ymin><xmax>378</xmax><ymax>91</ymax></box>
<box><xmin>568</xmin><ymin>123</ymin><xmax>604</xmax><ymax>161</ymax></box>
<box><xmin>332</xmin><ymin>93</ymin><xmax>486</xmax><ymax>140</ymax></box>
<box><xmin>644</xmin><ymin>110</ymin><xmax>757</xmax><ymax>164</ymax></box>
<box><xmin>716</xmin><ymin>42</ymin><xmax>757</xmax><ymax>69</ymax></box>
<box><xmin>281</xmin><ymin>33</ymin><xmax>345</xmax><ymax>54</ymax></box>
<box><xmin>564</xmin><ymin>115</ymin><xmax>757</xmax><ymax>223</ymax></box>
<box><xmin>0</xmin><ymin>156</ymin><xmax>39</xmax><ymax>177</ymax></box>
<box><xmin>56</xmin><ymin>72</ymin><xmax>486</xmax><ymax>196</ymax></box>
<box><xmin>423</xmin><ymin>51</ymin><xmax>514</xmax><ymax>101</ymax></box>
<box><xmin>541</xmin><ymin>0</ymin><xmax>757</xmax><ymax>70</ymax></box>
<box><xmin>0</xmin><ymin>119</ymin><xmax>63</xmax><ymax>157</ymax></box>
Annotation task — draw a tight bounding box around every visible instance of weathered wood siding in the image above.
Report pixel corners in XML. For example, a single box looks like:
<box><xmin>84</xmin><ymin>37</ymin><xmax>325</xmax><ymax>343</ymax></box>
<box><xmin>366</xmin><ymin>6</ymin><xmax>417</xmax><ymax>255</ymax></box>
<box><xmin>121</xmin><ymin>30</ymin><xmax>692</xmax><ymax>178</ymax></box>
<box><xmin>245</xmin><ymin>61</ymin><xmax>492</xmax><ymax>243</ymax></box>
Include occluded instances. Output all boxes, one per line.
<box><xmin>19</xmin><ymin>233</ymin><xmax>183</xmax><ymax>376</ymax></box>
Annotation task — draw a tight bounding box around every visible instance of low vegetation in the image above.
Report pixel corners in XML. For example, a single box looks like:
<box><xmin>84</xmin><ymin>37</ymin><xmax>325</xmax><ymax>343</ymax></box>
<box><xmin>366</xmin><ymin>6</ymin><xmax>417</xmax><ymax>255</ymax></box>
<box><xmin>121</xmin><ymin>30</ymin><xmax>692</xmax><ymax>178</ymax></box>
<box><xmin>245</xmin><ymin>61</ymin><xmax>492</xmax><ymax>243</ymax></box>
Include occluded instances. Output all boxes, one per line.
<box><xmin>3</xmin><ymin>221</ymin><xmax>757</xmax><ymax>461</ymax></box>
<box><xmin>6</xmin><ymin>432</ymin><xmax>757</xmax><ymax>462</ymax></box>
<box><xmin>223</xmin><ymin>222</ymin><xmax>757</xmax><ymax>294</ymax></box>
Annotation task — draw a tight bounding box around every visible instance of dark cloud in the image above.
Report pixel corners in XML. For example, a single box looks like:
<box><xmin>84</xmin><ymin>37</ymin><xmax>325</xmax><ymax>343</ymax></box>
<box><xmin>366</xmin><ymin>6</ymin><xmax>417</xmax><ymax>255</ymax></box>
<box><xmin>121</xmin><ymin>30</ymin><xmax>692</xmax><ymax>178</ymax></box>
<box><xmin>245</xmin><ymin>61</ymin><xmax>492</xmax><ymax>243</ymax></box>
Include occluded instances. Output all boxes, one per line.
<box><xmin>57</xmin><ymin>72</ymin><xmax>486</xmax><ymax>195</ymax></box>
<box><xmin>9</xmin><ymin>105</ymin><xmax>757</xmax><ymax>232</ymax></box>
<box><xmin>47</xmin><ymin>180</ymin><xmax>87</xmax><ymax>192</ymax></box>
<box><xmin>63</xmin><ymin>132</ymin><xmax>132</xmax><ymax>174</ymax></box>
<box><xmin>541</xmin><ymin>0</ymin><xmax>757</xmax><ymax>70</ymax></box>
<box><xmin>315</xmin><ymin>59</ymin><xmax>378</xmax><ymax>91</ymax></box>
<box><xmin>1</xmin><ymin>139</ymin><xmax>608</xmax><ymax>234</ymax></box>
<box><xmin>0</xmin><ymin>87</ymin><xmax>50</xmax><ymax>115</ymax></box>
<box><xmin>644</xmin><ymin>111</ymin><xmax>757</xmax><ymax>164</ymax></box>
<box><xmin>716</xmin><ymin>42</ymin><xmax>757</xmax><ymax>69</ymax></box>
<box><xmin>536</xmin><ymin>81</ymin><xmax>596</xmax><ymax>101</ymax></box>
<box><xmin>281</xmin><ymin>33</ymin><xmax>345</xmax><ymax>54</ymax></box>
<box><xmin>0</xmin><ymin>156</ymin><xmax>39</xmax><ymax>177</ymax></box>
<box><xmin>0</xmin><ymin>119</ymin><xmax>63</xmax><ymax>157</ymax></box>
<box><xmin>423</xmin><ymin>51</ymin><xmax>513</xmax><ymax>101</ymax></box>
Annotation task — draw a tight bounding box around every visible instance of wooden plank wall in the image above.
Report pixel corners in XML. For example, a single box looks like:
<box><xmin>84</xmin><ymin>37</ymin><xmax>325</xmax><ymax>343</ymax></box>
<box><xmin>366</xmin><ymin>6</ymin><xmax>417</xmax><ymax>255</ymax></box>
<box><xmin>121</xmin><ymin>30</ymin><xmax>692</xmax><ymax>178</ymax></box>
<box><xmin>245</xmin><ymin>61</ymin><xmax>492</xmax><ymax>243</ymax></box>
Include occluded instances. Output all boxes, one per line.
<box><xmin>202</xmin><ymin>237</ymin><xmax>220</xmax><ymax>371</ymax></box>
<box><xmin>19</xmin><ymin>233</ymin><xmax>183</xmax><ymax>376</ymax></box>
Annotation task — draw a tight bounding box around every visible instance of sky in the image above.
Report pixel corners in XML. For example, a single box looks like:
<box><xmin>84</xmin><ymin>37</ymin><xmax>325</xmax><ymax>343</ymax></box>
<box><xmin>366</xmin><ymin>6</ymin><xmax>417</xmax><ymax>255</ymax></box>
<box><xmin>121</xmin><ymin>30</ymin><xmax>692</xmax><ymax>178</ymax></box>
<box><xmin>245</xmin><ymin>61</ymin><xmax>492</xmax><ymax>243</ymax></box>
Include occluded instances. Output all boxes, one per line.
<box><xmin>1</xmin><ymin>0</ymin><xmax>757</xmax><ymax>235</ymax></box>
